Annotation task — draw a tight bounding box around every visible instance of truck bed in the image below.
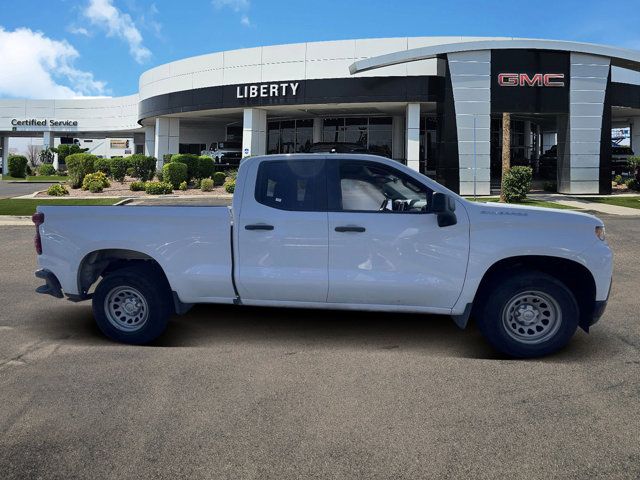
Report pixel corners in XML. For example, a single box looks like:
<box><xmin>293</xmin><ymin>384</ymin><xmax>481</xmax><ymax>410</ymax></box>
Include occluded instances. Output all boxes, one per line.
<box><xmin>37</xmin><ymin>205</ymin><xmax>237</xmax><ymax>304</ymax></box>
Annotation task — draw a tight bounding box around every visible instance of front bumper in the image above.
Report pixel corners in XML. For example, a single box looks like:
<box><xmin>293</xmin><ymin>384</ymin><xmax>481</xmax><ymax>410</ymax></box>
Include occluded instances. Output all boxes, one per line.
<box><xmin>587</xmin><ymin>280</ymin><xmax>612</xmax><ymax>328</ymax></box>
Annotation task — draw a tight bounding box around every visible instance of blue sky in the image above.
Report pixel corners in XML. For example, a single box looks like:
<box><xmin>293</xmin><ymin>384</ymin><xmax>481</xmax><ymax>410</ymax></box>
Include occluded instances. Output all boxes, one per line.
<box><xmin>1</xmin><ymin>0</ymin><xmax>639</xmax><ymax>98</ymax></box>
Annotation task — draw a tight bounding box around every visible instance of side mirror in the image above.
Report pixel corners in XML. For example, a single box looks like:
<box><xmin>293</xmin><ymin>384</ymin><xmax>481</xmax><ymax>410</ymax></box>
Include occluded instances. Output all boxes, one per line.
<box><xmin>431</xmin><ymin>192</ymin><xmax>457</xmax><ymax>227</ymax></box>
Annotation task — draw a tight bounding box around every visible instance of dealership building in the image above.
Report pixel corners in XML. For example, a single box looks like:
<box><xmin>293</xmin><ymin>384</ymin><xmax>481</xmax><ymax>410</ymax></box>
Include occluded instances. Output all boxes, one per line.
<box><xmin>2</xmin><ymin>36</ymin><xmax>640</xmax><ymax>195</ymax></box>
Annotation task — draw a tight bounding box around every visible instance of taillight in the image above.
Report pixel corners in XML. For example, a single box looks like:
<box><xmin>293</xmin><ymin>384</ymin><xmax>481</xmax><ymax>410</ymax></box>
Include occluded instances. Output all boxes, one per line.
<box><xmin>32</xmin><ymin>212</ymin><xmax>44</xmax><ymax>255</ymax></box>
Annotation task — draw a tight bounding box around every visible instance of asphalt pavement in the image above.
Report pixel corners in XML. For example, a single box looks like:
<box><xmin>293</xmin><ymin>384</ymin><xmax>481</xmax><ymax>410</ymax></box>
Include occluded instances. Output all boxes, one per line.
<box><xmin>0</xmin><ymin>215</ymin><xmax>639</xmax><ymax>479</ymax></box>
<box><xmin>0</xmin><ymin>181</ymin><xmax>52</xmax><ymax>199</ymax></box>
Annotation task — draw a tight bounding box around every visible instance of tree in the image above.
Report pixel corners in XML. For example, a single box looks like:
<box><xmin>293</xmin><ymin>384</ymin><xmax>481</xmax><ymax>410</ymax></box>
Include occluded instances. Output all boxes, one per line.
<box><xmin>26</xmin><ymin>144</ymin><xmax>42</xmax><ymax>167</ymax></box>
<box><xmin>39</xmin><ymin>147</ymin><xmax>55</xmax><ymax>164</ymax></box>
<box><xmin>500</xmin><ymin>112</ymin><xmax>511</xmax><ymax>203</ymax></box>
<box><xmin>53</xmin><ymin>144</ymin><xmax>88</xmax><ymax>166</ymax></box>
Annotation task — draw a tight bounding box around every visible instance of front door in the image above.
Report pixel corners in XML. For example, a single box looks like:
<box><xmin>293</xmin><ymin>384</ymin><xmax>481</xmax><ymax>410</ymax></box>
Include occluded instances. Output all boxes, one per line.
<box><xmin>326</xmin><ymin>159</ymin><xmax>469</xmax><ymax>310</ymax></box>
<box><xmin>236</xmin><ymin>158</ymin><xmax>329</xmax><ymax>303</ymax></box>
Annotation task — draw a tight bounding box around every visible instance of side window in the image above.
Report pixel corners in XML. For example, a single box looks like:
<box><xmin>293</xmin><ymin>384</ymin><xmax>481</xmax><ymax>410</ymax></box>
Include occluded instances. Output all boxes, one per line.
<box><xmin>337</xmin><ymin>161</ymin><xmax>431</xmax><ymax>213</ymax></box>
<box><xmin>255</xmin><ymin>160</ymin><xmax>325</xmax><ymax>211</ymax></box>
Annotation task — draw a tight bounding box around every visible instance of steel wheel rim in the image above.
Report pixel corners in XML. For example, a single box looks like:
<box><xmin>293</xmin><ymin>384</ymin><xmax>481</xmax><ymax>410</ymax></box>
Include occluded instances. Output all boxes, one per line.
<box><xmin>501</xmin><ymin>290</ymin><xmax>562</xmax><ymax>345</ymax></box>
<box><xmin>104</xmin><ymin>286</ymin><xmax>149</xmax><ymax>332</ymax></box>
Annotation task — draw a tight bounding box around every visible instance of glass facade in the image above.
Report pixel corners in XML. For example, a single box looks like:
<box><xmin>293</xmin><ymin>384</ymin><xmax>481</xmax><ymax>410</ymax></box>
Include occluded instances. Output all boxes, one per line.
<box><xmin>267</xmin><ymin>116</ymin><xmax>394</xmax><ymax>157</ymax></box>
<box><xmin>267</xmin><ymin>119</ymin><xmax>313</xmax><ymax>154</ymax></box>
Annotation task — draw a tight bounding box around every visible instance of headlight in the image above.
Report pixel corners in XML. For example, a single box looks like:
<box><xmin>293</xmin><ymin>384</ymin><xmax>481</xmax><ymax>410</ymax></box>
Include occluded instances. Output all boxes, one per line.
<box><xmin>595</xmin><ymin>226</ymin><xmax>606</xmax><ymax>241</ymax></box>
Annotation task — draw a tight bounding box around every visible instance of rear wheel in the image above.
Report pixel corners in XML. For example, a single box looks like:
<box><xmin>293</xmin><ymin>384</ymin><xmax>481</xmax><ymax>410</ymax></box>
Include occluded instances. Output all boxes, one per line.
<box><xmin>92</xmin><ymin>266</ymin><xmax>171</xmax><ymax>344</ymax></box>
<box><xmin>476</xmin><ymin>272</ymin><xmax>579</xmax><ymax>358</ymax></box>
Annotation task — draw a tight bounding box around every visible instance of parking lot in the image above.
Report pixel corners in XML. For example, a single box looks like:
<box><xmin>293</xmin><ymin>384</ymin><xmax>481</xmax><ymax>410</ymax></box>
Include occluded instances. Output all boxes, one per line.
<box><xmin>0</xmin><ymin>214</ymin><xmax>639</xmax><ymax>479</ymax></box>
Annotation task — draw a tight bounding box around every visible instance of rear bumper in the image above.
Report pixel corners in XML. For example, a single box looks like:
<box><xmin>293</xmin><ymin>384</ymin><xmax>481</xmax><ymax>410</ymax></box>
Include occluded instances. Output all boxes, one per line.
<box><xmin>35</xmin><ymin>269</ymin><xmax>64</xmax><ymax>299</ymax></box>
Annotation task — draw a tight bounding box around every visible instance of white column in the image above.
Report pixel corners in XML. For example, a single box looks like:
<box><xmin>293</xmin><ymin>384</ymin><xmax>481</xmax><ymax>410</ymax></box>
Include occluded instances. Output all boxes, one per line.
<box><xmin>1</xmin><ymin>137</ymin><xmax>9</xmax><ymax>176</ymax></box>
<box><xmin>144</xmin><ymin>126</ymin><xmax>155</xmax><ymax>157</ymax></box>
<box><xmin>242</xmin><ymin>108</ymin><xmax>267</xmax><ymax>157</ymax></box>
<box><xmin>392</xmin><ymin>115</ymin><xmax>405</xmax><ymax>161</ymax></box>
<box><xmin>631</xmin><ymin>118</ymin><xmax>640</xmax><ymax>156</ymax></box>
<box><xmin>406</xmin><ymin>103</ymin><xmax>420</xmax><ymax>171</ymax></box>
<box><xmin>312</xmin><ymin>118</ymin><xmax>323</xmax><ymax>144</ymax></box>
<box><xmin>154</xmin><ymin>118</ymin><xmax>180</xmax><ymax>168</ymax></box>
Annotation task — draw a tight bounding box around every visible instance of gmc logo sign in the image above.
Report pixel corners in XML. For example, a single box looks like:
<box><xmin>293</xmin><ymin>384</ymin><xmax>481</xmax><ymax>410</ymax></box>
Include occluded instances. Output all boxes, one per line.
<box><xmin>498</xmin><ymin>73</ymin><xmax>565</xmax><ymax>87</ymax></box>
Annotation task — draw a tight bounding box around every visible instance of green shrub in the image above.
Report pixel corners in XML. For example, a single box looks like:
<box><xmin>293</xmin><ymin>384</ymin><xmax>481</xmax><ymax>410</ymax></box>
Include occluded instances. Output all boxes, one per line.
<box><xmin>198</xmin><ymin>156</ymin><xmax>214</xmax><ymax>179</ymax></box>
<box><xmin>94</xmin><ymin>158</ymin><xmax>111</xmax><ymax>176</ymax></box>
<box><xmin>145</xmin><ymin>181</ymin><xmax>173</xmax><ymax>195</ymax></box>
<box><xmin>156</xmin><ymin>170</ymin><xmax>163</xmax><ymax>182</ymax></box>
<box><xmin>213</xmin><ymin>171</ymin><xmax>226</xmax><ymax>186</ymax></box>
<box><xmin>38</xmin><ymin>164</ymin><xmax>56</xmax><ymax>176</ymax></box>
<box><xmin>126</xmin><ymin>167</ymin><xmax>135</xmax><ymax>177</ymax></box>
<box><xmin>224</xmin><ymin>179</ymin><xmax>236</xmax><ymax>194</ymax></box>
<box><xmin>26</xmin><ymin>165</ymin><xmax>33</xmax><ymax>176</ymax></box>
<box><xmin>162</xmin><ymin>162</ymin><xmax>188</xmax><ymax>189</ymax></box>
<box><xmin>46</xmin><ymin>184</ymin><xmax>68</xmax><ymax>196</ymax></box>
<box><xmin>200</xmin><ymin>178</ymin><xmax>214</xmax><ymax>192</ymax></box>
<box><xmin>110</xmin><ymin>157</ymin><xmax>128</xmax><ymax>182</ymax></box>
<box><xmin>129</xmin><ymin>154</ymin><xmax>156</xmax><ymax>181</ymax></box>
<box><xmin>627</xmin><ymin>156</ymin><xmax>640</xmax><ymax>175</ymax></box>
<box><xmin>624</xmin><ymin>178</ymin><xmax>639</xmax><ymax>190</ymax></box>
<box><xmin>226</xmin><ymin>169</ymin><xmax>238</xmax><ymax>179</ymax></box>
<box><xmin>543</xmin><ymin>181</ymin><xmax>557</xmax><ymax>192</ymax></box>
<box><xmin>613</xmin><ymin>174</ymin><xmax>623</xmax><ymax>185</ymax></box>
<box><xmin>82</xmin><ymin>171</ymin><xmax>110</xmax><ymax>191</ymax></box>
<box><xmin>7</xmin><ymin>155</ymin><xmax>28</xmax><ymax>178</ymax></box>
<box><xmin>162</xmin><ymin>153</ymin><xmax>174</xmax><ymax>164</ymax></box>
<box><xmin>179</xmin><ymin>180</ymin><xmax>188</xmax><ymax>191</ymax></box>
<box><xmin>65</xmin><ymin>153</ymin><xmax>96</xmax><ymax>188</ymax></box>
<box><xmin>130</xmin><ymin>181</ymin><xmax>146</xmax><ymax>191</ymax></box>
<box><xmin>86</xmin><ymin>179</ymin><xmax>105</xmax><ymax>193</ymax></box>
<box><xmin>170</xmin><ymin>154</ymin><xmax>199</xmax><ymax>180</ymax></box>
<box><xmin>502</xmin><ymin>166</ymin><xmax>532</xmax><ymax>203</ymax></box>
<box><xmin>53</xmin><ymin>144</ymin><xmax>88</xmax><ymax>166</ymax></box>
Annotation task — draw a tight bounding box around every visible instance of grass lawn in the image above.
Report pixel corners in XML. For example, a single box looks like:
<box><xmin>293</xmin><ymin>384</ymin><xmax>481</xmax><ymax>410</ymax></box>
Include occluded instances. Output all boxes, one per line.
<box><xmin>465</xmin><ymin>197</ymin><xmax>576</xmax><ymax>210</ymax></box>
<box><xmin>1</xmin><ymin>175</ymin><xmax>67</xmax><ymax>182</ymax></box>
<box><xmin>0</xmin><ymin>198</ymin><xmax>122</xmax><ymax>216</ymax></box>
<box><xmin>586</xmin><ymin>196</ymin><xmax>640</xmax><ymax>210</ymax></box>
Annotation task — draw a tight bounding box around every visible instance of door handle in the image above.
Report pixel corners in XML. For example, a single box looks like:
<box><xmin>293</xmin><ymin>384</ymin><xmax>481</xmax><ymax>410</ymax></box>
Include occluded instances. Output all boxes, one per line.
<box><xmin>245</xmin><ymin>224</ymin><xmax>274</xmax><ymax>231</ymax></box>
<box><xmin>335</xmin><ymin>226</ymin><xmax>366</xmax><ymax>233</ymax></box>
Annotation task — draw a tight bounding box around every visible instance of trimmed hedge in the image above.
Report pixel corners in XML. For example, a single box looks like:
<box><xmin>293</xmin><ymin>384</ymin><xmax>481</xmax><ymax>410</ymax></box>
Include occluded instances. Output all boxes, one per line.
<box><xmin>82</xmin><ymin>172</ymin><xmax>110</xmax><ymax>192</ymax></box>
<box><xmin>94</xmin><ymin>158</ymin><xmax>111</xmax><ymax>176</ymax></box>
<box><xmin>224</xmin><ymin>179</ymin><xmax>236</xmax><ymax>194</ymax></box>
<box><xmin>200</xmin><ymin>178</ymin><xmax>214</xmax><ymax>192</ymax></box>
<box><xmin>198</xmin><ymin>156</ymin><xmax>214</xmax><ymax>179</ymax></box>
<box><xmin>213</xmin><ymin>171</ymin><xmax>226</xmax><ymax>186</ymax></box>
<box><xmin>110</xmin><ymin>157</ymin><xmax>128</xmax><ymax>182</ymax></box>
<box><xmin>38</xmin><ymin>164</ymin><xmax>56</xmax><ymax>176</ymax></box>
<box><xmin>170</xmin><ymin>154</ymin><xmax>199</xmax><ymax>180</ymax></box>
<box><xmin>7</xmin><ymin>155</ymin><xmax>28</xmax><ymax>178</ymax></box>
<box><xmin>130</xmin><ymin>180</ymin><xmax>146</xmax><ymax>191</ymax></box>
<box><xmin>145</xmin><ymin>181</ymin><xmax>173</xmax><ymax>195</ymax></box>
<box><xmin>502</xmin><ymin>166</ymin><xmax>533</xmax><ymax>203</ymax></box>
<box><xmin>179</xmin><ymin>180</ymin><xmax>188</xmax><ymax>191</ymax></box>
<box><xmin>47</xmin><ymin>184</ymin><xmax>68</xmax><ymax>196</ymax></box>
<box><xmin>162</xmin><ymin>162</ymin><xmax>188</xmax><ymax>189</ymax></box>
<box><xmin>66</xmin><ymin>153</ymin><xmax>97</xmax><ymax>188</ymax></box>
<box><xmin>129</xmin><ymin>154</ymin><xmax>156</xmax><ymax>181</ymax></box>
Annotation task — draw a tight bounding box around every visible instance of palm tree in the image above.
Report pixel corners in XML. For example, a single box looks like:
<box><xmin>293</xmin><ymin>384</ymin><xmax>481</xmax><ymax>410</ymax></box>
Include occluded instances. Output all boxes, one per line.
<box><xmin>500</xmin><ymin>112</ymin><xmax>511</xmax><ymax>202</ymax></box>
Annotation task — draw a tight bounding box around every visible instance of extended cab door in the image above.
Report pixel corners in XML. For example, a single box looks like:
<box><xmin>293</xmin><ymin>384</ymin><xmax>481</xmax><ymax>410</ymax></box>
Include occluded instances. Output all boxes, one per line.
<box><xmin>236</xmin><ymin>158</ymin><xmax>328</xmax><ymax>302</ymax></box>
<box><xmin>326</xmin><ymin>159</ymin><xmax>469</xmax><ymax>310</ymax></box>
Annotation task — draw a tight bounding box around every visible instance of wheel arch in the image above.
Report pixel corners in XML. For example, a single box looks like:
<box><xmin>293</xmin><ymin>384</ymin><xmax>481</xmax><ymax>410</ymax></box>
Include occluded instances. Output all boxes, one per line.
<box><xmin>472</xmin><ymin>255</ymin><xmax>597</xmax><ymax>331</ymax></box>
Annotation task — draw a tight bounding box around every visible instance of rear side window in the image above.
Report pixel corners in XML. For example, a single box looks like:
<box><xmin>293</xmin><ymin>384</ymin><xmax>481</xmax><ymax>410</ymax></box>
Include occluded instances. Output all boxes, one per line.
<box><xmin>255</xmin><ymin>160</ymin><xmax>326</xmax><ymax>211</ymax></box>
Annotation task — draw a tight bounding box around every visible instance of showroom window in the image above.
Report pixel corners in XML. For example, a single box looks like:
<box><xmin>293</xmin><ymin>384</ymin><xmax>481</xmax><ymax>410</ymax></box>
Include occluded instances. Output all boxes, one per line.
<box><xmin>267</xmin><ymin>119</ymin><xmax>314</xmax><ymax>154</ymax></box>
<box><xmin>323</xmin><ymin>117</ymin><xmax>392</xmax><ymax>157</ymax></box>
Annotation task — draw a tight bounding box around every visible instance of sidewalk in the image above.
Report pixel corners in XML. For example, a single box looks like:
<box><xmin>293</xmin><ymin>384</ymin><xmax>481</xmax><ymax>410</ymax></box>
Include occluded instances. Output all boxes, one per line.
<box><xmin>530</xmin><ymin>194</ymin><xmax>640</xmax><ymax>216</ymax></box>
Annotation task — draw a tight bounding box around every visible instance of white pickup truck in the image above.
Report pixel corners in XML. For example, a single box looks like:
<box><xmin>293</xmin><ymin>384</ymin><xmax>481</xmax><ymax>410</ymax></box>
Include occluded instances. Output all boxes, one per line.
<box><xmin>32</xmin><ymin>154</ymin><xmax>612</xmax><ymax>358</ymax></box>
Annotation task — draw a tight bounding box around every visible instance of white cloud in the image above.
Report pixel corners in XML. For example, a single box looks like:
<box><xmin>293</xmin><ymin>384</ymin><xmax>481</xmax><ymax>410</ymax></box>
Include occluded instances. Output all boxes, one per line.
<box><xmin>68</xmin><ymin>25</ymin><xmax>90</xmax><ymax>36</ymax></box>
<box><xmin>213</xmin><ymin>0</ymin><xmax>252</xmax><ymax>27</ymax></box>
<box><xmin>0</xmin><ymin>27</ymin><xmax>108</xmax><ymax>99</ymax></box>
<box><xmin>83</xmin><ymin>0</ymin><xmax>151</xmax><ymax>63</ymax></box>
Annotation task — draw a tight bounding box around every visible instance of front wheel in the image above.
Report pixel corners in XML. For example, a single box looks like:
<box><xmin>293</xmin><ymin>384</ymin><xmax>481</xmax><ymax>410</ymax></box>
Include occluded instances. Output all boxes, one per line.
<box><xmin>476</xmin><ymin>272</ymin><xmax>579</xmax><ymax>358</ymax></box>
<box><xmin>92</xmin><ymin>266</ymin><xmax>171</xmax><ymax>344</ymax></box>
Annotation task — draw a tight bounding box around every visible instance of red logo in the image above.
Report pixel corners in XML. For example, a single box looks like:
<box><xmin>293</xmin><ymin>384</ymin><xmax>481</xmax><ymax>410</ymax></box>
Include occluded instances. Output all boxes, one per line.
<box><xmin>498</xmin><ymin>73</ymin><xmax>565</xmax><ymax>87</ymax></box>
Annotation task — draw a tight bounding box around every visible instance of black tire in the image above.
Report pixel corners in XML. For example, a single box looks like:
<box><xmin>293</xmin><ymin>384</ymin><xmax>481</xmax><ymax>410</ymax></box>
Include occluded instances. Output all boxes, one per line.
<box><xmin>92</xmin><ymin>265</ymin><xmax>171</xmax><ymax>345</ymax></box>
<box><xmin>475</xmin><ymin>271</ymin><xmax>579</xmax><ymax>358</ymax></box>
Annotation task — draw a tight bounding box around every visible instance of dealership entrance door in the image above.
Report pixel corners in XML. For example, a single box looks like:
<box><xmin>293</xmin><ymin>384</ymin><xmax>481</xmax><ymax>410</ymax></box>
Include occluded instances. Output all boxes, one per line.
<box><xmin>490</xmin><ymin>113</ymin><xmax>567</xmax><ymax>193</ymax></box>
